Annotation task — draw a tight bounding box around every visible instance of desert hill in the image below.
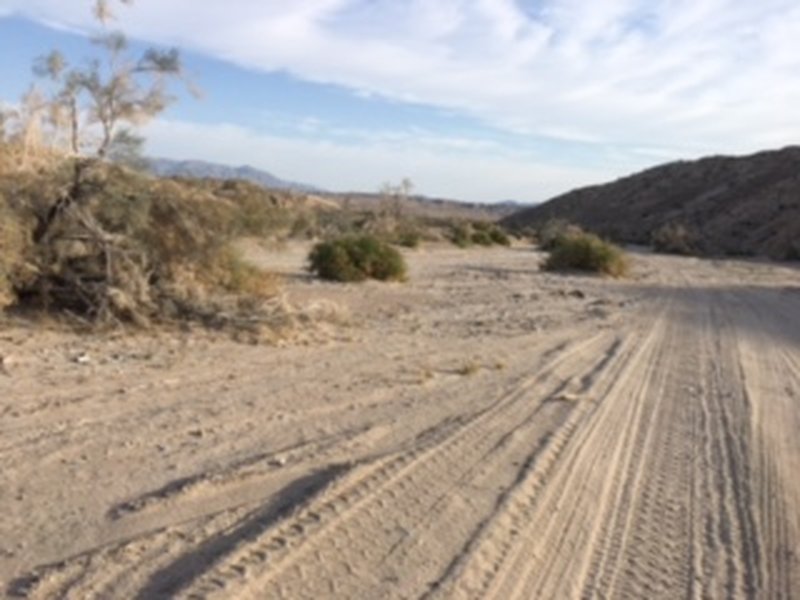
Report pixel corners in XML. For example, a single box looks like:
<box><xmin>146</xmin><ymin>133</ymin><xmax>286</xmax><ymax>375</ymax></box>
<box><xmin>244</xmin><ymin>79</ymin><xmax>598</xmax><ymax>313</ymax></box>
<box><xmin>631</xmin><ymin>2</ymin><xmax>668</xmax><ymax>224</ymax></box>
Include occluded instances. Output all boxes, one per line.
<box><xmin>147</xmin><ymin>158</ymin><xmax>320</xmax><ymax>193</ymax></box>
<box><xmin>503</xmin><ymin>146</ymin><xmax>800</xmax><ymax>258</ymax></box>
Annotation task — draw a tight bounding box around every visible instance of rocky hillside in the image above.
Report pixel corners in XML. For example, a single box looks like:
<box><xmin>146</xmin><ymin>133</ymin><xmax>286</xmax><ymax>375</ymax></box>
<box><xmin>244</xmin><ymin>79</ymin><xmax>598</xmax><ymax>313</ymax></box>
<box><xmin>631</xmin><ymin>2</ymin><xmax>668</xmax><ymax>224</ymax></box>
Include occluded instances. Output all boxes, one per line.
<box><xmin>503</xmin><ymin>146</ymin><xmax>800</xmax><ymax>259</ymax></box>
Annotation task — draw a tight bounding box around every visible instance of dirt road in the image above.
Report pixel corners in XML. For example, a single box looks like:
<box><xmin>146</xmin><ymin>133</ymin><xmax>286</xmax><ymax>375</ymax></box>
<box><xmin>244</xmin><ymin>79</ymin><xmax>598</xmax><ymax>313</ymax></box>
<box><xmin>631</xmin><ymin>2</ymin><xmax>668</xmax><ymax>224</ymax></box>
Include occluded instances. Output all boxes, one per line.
<box><xmin>1</xmin><ymin>245</ymin><xmax>798</xmax><ymax>598</ymax></box>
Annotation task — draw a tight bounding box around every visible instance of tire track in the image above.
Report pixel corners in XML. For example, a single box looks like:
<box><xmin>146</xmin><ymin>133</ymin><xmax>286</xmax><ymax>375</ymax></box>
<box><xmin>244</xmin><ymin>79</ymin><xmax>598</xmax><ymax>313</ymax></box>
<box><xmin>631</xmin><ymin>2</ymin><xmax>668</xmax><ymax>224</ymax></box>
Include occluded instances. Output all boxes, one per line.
<box><xmin>175</xmin><ymin>332</ymin><xmax>626</xmax><ymax>599</ymax></box>
<box><xmin>426</xmin><ymin>298</ymin><xmax>674</xmax><ymax>599</ymax></box>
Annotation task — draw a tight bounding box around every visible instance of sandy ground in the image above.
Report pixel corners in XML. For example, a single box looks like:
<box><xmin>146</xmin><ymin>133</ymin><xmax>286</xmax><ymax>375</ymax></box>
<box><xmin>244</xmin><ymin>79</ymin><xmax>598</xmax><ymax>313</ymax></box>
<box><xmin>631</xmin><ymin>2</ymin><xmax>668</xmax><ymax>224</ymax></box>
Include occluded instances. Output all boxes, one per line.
<box><xmin>1</xmin><ymin>243</ymin><xmax>799</xmax><ymax>599</ymax></box>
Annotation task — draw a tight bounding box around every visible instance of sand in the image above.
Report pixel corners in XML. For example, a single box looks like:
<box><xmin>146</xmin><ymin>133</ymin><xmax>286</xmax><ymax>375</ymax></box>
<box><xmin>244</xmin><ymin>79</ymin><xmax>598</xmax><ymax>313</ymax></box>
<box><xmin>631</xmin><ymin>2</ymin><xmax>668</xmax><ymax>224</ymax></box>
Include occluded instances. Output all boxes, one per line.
<box><xmin>1</xmin><ymin>244</ymin><xmax>798</xmax><ymax>599</ymax></box>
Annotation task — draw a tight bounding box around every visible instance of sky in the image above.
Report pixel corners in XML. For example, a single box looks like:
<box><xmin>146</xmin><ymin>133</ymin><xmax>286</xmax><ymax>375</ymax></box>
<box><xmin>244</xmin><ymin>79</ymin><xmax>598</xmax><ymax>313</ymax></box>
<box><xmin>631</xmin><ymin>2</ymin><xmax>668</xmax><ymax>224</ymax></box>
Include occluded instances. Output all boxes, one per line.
<box><xmin>0</xmin><ymin>0</ymin><xmax>798</xmax><ymax>203</ymax></box>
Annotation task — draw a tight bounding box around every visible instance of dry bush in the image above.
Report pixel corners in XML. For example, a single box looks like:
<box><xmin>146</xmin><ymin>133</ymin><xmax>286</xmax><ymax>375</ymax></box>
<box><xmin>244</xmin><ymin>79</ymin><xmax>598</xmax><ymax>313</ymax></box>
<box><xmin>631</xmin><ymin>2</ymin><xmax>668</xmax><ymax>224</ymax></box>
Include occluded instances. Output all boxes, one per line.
<box><xmin>0</xmin><ymin>151</ymin><xmax>288</xmax><ymax>333</ymax></box>
<box><xmin>543</xmin><ymin>232</ymin><xmax>629</xmax><ymax>277</ymax></box>
<box><xmin>0</xmin><ymin>194</ymin><xmax>29</xmax><ymax>308</ymax></box>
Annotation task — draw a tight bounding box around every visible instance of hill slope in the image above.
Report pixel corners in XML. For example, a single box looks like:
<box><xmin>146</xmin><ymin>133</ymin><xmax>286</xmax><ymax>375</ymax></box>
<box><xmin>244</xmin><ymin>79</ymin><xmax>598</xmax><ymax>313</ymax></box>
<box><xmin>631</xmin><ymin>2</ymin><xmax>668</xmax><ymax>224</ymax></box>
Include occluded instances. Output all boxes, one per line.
<box><xmin>503</xmin><ymin>146</ymin><xmax>800</xmax><ymax>258</ymax></box>
<box><xmin>148</xmin><ymin>158</ymin><xmax>320</xmax><ymax>192</ymax></box>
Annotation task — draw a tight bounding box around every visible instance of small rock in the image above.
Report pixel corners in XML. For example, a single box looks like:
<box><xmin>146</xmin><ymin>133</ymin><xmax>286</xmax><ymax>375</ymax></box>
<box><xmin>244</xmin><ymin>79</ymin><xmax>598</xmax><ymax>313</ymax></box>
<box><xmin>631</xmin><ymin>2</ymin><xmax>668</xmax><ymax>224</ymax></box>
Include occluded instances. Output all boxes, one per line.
<box><xmin>568</xmin><ymin>289</ymin><xmax>586</xmax><ymax>299</ymax></box>
<box><xmin>73</xmin><ymin>353</ymin><xmax>92</xmax><ymax>365</ymax></box>
<box><xmin>0</xmin><ymin>354</ymin><xmax>13</xmax><ymax>376</ymax></box>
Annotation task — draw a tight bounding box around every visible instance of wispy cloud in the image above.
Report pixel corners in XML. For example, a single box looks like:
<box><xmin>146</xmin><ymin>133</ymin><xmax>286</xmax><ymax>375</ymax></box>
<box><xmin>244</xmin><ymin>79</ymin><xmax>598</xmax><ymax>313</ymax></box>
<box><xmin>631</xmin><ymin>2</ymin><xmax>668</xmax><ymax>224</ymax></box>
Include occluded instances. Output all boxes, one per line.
<box><xmin>1</xmin><ymin>0</ymin><xmax>798</xmax><ymax>194</ymax></box>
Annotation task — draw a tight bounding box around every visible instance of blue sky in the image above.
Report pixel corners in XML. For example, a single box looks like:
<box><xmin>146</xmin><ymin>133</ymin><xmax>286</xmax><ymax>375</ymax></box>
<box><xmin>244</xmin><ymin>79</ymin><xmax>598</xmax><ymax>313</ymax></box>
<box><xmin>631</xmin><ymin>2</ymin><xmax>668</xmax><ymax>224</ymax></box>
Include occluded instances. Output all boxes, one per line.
<box><xmin>1</xmin><ymin>0</ymin><xmax>799</xmax><ymax>202</ymax></box>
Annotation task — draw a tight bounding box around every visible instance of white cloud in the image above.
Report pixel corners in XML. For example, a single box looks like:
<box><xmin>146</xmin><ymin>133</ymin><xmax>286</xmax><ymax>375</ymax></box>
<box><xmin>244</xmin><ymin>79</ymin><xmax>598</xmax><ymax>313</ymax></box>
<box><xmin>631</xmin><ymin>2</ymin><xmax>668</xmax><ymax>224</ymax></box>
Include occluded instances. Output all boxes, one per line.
<box><xmin>142</xmin><ymin>118</ymin><xmax>609</xmax><ymax>202</ymax></box>
<box><xmin>2</xmin><ymin>0</ymin><xmax>799</xmax><ymax>196</ymax></box>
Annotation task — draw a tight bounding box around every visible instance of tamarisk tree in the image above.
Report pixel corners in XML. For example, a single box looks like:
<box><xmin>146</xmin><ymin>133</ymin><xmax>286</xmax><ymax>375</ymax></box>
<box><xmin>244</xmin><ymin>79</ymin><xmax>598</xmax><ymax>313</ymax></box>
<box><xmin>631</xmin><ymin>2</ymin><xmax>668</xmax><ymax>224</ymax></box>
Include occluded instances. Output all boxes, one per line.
<box><xmin>32</xmin><ymin>0</ymin><xmax>187</xmax><ymax>160</ymax></box>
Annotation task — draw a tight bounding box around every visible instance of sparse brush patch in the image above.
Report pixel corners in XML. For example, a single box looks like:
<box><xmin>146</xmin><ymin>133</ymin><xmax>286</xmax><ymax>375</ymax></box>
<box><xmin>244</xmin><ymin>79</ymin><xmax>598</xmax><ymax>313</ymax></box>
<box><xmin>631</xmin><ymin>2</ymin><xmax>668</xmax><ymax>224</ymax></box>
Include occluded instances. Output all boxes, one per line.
<box><xmin>450</xmin><ymin>223</ymin><xmax>473</xmax><ymax>248</ymax></box>
<box><xmin>471</xmin><ymin>229</ymin><xmax>494</xmax><ymax>246</ymax></box>
<box><xmin>394</xmin><ymin>227</ymin><xmax>422</xmax><ymax>248</ymax></box>
<box><xmin>0</xmin><ymin>150</ymin><xmax>287</xmax><ymax>333</ymax></box>
<box><xmin>651</xmin><ymin>223</ymin><xmax>697</xmax><ymax>255</ymax></box>
<box><xmin>308</xmin><ymin>235</ymin><xmax>407</xmax><ymax>282</ymax></box>
<box><xmin>449</xmin><ymin>221</ymin><xmax>512</xmax><ymax>248</ymax></box>
<box><xmin>489</xmin><ymin>227</ymin><xmax>512</xmax><ymax>246</ymax></box>
<box><xmin>0</xmin><ymin>193</ymin><xmax>29</xmax><ymax>309</ymax></box>
<box><xmin>543</xmin><ymin>232</ymin><xmax>629</xmax><ymax>277</ymax></box>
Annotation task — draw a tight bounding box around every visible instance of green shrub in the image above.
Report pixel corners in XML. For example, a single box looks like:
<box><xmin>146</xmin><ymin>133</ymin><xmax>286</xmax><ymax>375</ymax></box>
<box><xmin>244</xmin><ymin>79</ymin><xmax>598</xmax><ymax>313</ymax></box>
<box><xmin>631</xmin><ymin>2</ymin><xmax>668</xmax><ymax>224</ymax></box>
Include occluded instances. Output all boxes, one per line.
<box><xmin>308</xmin><ymin>235</ymin><xmax>407</xmax><ymax>282</ymax></box>
<box><xmin>394</xmin><ymin>227</ymin><xmax>422</xmax><ymax>248</ymax></box>
<box><xmin>543</xmin><ymin>232</ymin><xmax>629</xmax><ymax>277</ymax></box>
<box><xmin>488</xmin><ymin>227</ymin><xmax>511</xmax><ymax>246</ymax></box>
<box><xmin>471</xmin><ymin>230</ymin><xmax>493</xmax><ymax>246</ymax></box>
<box><xmin>449</xmin><ymin>223</ymin><xmax>472</xmax><ymax>248</ymax></box>
<box><xmin>450</xmin><ymin>222</ymin><xmax>511</xmax><ymax>248</ymax></box>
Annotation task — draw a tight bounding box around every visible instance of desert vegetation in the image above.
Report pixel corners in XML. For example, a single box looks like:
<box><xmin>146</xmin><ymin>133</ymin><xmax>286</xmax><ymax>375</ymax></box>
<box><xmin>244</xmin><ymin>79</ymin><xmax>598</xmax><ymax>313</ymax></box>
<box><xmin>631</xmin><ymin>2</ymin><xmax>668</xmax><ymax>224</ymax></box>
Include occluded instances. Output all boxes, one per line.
<box><xmin>0</xmin><ymin>1</ymin><xmax>300</xmax><ymax>334</ymax></box>
<box><xmin>449</xmin><ymin>220</ymin><xmax>511</xmax><ymax>248</ymax></box>
<box><xmin>0</xmin><ymin>151</ymin><xmax>292</xmax><ymax>329</ymax></box>
<box><xmin>308</xmin><ymin>235</ymin><xmax>407</xmax><ymax>282</ymax></box>
<box><xmin>542</xmin><ymin>231</ymin><xmax>629</xmax><ymax>277</ymax></box>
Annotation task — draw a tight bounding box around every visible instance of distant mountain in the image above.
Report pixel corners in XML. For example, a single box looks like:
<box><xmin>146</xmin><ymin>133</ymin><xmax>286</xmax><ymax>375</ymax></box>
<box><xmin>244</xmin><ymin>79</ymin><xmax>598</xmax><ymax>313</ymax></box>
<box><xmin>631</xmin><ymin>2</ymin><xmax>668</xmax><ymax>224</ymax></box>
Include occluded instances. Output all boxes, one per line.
<box><xmin>503</xmin><ymin>146</ymin><xmax>800</xmax><ymax>259</ymax></box>
<box><xmin>492</xmin><ymin>199</ymin><xmax>531</xmax><ymax>211</ymax></box>
<box><xmin>147</xmin><ymin>158</ymin><xmax>321</xmax><ymax>192</ymax></box>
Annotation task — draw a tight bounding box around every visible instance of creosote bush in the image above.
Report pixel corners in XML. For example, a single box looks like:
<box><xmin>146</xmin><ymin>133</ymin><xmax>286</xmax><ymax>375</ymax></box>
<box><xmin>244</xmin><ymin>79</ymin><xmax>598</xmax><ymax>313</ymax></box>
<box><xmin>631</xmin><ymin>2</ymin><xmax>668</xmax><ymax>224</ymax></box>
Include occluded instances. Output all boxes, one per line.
<box><xmin>308</xmin><ymin>235</ymin><xmax>407</xmax><ymax>282</ymax></box>
<box><xmin>543</xmin><ymin>232</ymin><xmax>629</xmax><ymax>277</ymax></box>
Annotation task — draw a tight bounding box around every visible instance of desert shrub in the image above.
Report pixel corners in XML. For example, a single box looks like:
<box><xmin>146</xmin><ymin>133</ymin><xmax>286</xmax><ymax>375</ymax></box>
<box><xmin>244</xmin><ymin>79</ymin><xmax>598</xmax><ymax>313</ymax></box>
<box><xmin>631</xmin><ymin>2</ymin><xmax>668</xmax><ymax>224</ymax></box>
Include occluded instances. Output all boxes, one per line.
<box><xmin>449</xmin><ymin>222</ymin><xmax>473</xmax><ymax>248</ymax></box>
<box><xmin>0</xmin><ymin>156</ymin><xmax>287</xmax><ymax>328</ymax></box>
<box><xmin>543</xmin><ymin>232</ymin><xmax>629</xmax><ymax>277</ymax></box>
<box><xmin>308</xmin><ymin>235</ymin><xmax>407</xmax><ymax>282</ymax></box>
<box><xmin>0</xmin><ymin>194</ymin><xmax>28</xmax><ymax>308</ymax></box>
<box><xmin>488</xmin><ymin>227</ymin><xmax>511</xmax><ymax>246</ymax></box>
<box><xmin>395</xmin><ymin>228</ymin><xmax>422</xmax><ymax>248</ymax></box>
<box><xmin>289</xmin><ymin>212</ymin><xmax>318</xmax><ymax>239</ymax></box>
<box><xmin>538</xmin><ymin>219</ymin><xmax>584</xmax><ymax>251</ymax></box>
<box><xmin>449</xmin><ymin>221</ymin><xmax>510</xmax><ymax>248</ymax></box>
<box><xmin>651</xmin><ymin>223</ymin><xmax>697</xmax><ymax>255</ymax></box>
<box><xmin>471</xmin><ymin>229</ymin><xmax>493</xmax><ymax>246</ymax></box>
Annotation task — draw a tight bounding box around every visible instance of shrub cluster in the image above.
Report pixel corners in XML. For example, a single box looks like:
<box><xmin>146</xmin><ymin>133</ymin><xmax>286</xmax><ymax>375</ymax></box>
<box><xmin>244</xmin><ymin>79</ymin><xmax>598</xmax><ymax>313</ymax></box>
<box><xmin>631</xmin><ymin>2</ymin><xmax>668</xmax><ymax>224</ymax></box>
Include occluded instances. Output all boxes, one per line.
<box><xmin>308</xmin><ymin>235</ymin><xmax>407</xmax><ymax>282</ymax></box>
<box><xmin>543</xmin><ymin>232</ymin><xmax>629</xmax><ymax>277</ymax></box>
<box><xmin>0</xmin><ymin>151</ymin><xmax>283</xmax><ymax>327</ymax></box>
<box><xmin>449</xmin><ymin>221</ymin><xmax>511</xmax><ymax>248</ymax></box>
<box><xmin>394</xmin><ymin>228</ymin><xmax>422</xmax><ymax>248</ymax></box>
